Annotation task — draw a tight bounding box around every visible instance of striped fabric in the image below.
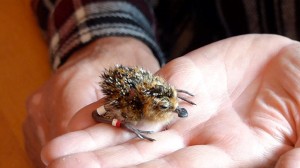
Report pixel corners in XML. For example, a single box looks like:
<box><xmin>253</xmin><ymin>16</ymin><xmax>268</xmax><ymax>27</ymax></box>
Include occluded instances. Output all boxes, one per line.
<box><xmin>32</xmin><ymin>0</ymin><xmax>300</xmax><ymax>68</ymax></box>
<box><xmin>32</xmin><ymin>0</ymin><xmax>164</xmax><ymax>69</ymax></box>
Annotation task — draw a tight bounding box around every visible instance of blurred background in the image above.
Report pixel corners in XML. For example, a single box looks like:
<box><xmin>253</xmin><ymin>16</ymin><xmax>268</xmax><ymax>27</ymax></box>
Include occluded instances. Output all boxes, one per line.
<box><xmin>0</xmin><ymin>0</ymin><xmax>51</xmax><ymax>167</ymax></box>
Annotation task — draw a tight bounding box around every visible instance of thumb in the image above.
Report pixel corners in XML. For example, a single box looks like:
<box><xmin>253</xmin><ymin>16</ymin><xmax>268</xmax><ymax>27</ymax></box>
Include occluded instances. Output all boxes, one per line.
<box><xmin>275</xmin><ymin>148</ymin><xmax>300</xmax><ymax>168</ymax></box>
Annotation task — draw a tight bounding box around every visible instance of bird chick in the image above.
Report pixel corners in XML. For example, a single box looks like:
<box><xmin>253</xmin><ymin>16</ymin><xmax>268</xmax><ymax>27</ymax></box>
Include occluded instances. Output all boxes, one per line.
<box><xmin>92</xmin><ymin>65</ymin><xmax>195</xmax><ymax>141</ymax></box>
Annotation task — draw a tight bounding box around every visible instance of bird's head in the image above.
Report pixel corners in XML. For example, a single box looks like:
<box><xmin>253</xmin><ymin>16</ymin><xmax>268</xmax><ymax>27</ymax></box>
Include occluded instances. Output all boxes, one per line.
<box><xmin>142</xmin><ymin>85</ymin><xmax>188</xmax><ymax>122</ymax></box>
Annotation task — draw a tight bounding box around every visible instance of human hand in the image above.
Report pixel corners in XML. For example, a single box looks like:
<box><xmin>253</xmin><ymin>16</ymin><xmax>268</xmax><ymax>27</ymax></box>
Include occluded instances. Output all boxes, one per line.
<box><xmin>23</xmin><ymin>37</ymin><xmax>159</xmax><ymax>167</ymax></box>
<box><xmin>41</xmin><ymin>34</ymin><xmax>300</xmax><ymax>167</ymax></box>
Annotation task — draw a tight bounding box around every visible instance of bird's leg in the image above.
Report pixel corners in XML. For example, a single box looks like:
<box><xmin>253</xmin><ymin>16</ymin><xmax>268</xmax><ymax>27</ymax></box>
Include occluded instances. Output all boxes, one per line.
<box><xmin>92</xmin><ymin>110</ymin><xmax>155</xmax><ymax>141</ymax></box>
<box><xmin>176</xmin><ymin>89</ymin><xmax>194</xmax><ymax>96</ymax></box>
<box><xmin>92</xmin><ymin>110</ymin><xmax>113</xmax><ymax>124</ymax></box>
<box><xmin>136</xmin><ymin>129</ymin><xmax>154</xmax><ymax>134</ymax></box>
<box><xmin>177</xmin><ymin>96</ymin><xmax>196</xmax><ymax>105</ymax></box>
<box><xmin>121</xmin><ymin>123</ymin><xmax>156</xmax><ymax>141</ymax></box>
<box><xmin>176</xmin><ymin>89</ymin><xmax>196</xmax><ymax>105</ymax></box>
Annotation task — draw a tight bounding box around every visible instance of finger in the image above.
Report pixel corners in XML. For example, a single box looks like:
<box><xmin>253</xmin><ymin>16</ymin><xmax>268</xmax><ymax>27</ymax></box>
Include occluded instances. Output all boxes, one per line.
<box><xmin>47</xmin><ymin>130</ymin><xmax>185</xmax><ymax>168</ymax></box>
<box><xmin>134</xmin><ymin>145</ymin><xmax>232</xmax><ymax>168</ymax></box>
<box><xmin>67</xmin><ymin>98</ymin><xmax>106</xmax><ymax>131</ymax></box>
<box><xmin>23</xmin><ymin>116</ymin><xmax>45</xmax><ymax>168</ymax></box>
<box><xmin>41</xmin><ymin>122</ymin><xmax>135</xmax><ymax>166</ymax></box>
<box><xmin>275</xmin><ymin>148</ymin><xmax>300</xmax><ymax>168</ymax></box>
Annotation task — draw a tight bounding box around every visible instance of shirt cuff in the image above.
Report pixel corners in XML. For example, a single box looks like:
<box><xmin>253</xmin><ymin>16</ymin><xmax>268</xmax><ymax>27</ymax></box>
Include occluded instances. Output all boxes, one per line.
<box><xmin>46</xmin><ymin>0</ymin><xmax>165</xmax><ymax>69</ymax></box>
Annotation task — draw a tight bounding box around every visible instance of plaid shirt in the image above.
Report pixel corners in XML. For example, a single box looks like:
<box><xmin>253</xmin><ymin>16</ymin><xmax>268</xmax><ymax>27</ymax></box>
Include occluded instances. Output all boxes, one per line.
<box><xmin>33</xmin><ymin>0</ymin><xmax>300</xmax><ymax>69</ymax></box>
<box><xmin>32</xmin><ymin>0</ymin><xmax>164</xmax><ymax>69</ymax></box>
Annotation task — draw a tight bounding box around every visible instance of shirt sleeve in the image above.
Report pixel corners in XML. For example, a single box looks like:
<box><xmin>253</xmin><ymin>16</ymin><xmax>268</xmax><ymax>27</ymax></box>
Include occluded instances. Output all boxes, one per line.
<box><xmin>31</xmin><ymin>0</ymin><xmax>165</xmax><ymax>69</ymax></box>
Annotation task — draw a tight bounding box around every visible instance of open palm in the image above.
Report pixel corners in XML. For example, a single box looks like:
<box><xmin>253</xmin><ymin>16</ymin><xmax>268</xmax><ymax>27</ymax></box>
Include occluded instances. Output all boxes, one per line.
<box><xmin>23</xmin><ymin>37</ymin><xmax>159</xmax><ymax>167</ymax></box>
<box><xmin>42</xmin><ymin>35</ymin><xmax>300</xmax><ymax>168</ymax></box>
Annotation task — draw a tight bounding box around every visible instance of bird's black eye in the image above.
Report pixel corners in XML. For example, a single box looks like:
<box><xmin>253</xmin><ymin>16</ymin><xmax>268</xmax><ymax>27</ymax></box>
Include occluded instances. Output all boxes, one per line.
<box><xmin>158</xmin><ymin>99</ymin><xmax>170</xmax><ymax>110</ymax></box>
<box><xmin>160</xmin><ymin>104</ymin><xmax>169</xmax><ymax>109</ymax></box>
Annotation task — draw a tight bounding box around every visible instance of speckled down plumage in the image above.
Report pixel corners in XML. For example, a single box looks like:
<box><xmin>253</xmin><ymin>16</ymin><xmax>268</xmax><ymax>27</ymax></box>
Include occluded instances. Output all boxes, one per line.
<box><xmin>100</xmin><ymin>65</ymin><xmax>178</xmax><ymax>123</ymax></box>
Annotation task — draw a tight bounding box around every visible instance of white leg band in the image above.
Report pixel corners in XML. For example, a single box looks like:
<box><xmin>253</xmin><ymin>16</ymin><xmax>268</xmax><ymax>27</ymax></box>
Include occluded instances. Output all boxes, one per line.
<box><xmin>112</xmin><ymin>119</ymin><xmax>118</xmax><ymax>127</ymax></box>
<box><xmin>112</xmin><ymin>119</ymin><xmax>121</xmax><ymax>127</ymax></box>
<box><xmin>96</xmin><ymin>106</ymin><xmax>106</xmax><ymax>115</ymax></box>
